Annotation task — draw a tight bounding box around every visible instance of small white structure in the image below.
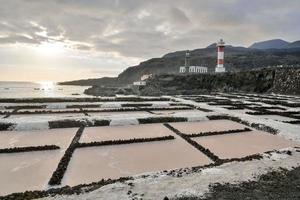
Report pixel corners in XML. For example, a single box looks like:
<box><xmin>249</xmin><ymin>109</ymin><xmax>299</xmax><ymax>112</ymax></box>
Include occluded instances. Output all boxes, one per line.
<box><xmin>179</xmin><ymin>66</ymin><xmax>207</xmax><ymax>74</ymax></box>
<box><xmin>189</xmin><ymin>66</ymin><xmax>208</xmax><ymax>73</ymax></box>
<box><xmin>179</xmin><ymin>66</ymin><xmax>186</xmax><ymax>73</ymax></box>
<box><xmin>133</xmin><ymin>81</ymin><xmax>146</xmax><ymax>86</ymax></box>
<box><xmin>133</xmin><ymin>74</ymin><xmax>152</xmax><ymax>86</ymax></box>
<box><xmin>141</xmin><ymin>74</ymin><xmax>152</xmax><ymax>81</ymax></box>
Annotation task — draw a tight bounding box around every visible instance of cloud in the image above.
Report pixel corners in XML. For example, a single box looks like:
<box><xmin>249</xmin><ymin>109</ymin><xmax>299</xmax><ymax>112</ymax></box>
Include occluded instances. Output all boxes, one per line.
<box><xmin>0</xmin><ymin>34</ymin><xmax>37</xmax><ymax>44</ymax></box>
<box><xmin>0</xmin><ymin>0</ymin><xmax>299</xmax><ymax>59</ymax></box>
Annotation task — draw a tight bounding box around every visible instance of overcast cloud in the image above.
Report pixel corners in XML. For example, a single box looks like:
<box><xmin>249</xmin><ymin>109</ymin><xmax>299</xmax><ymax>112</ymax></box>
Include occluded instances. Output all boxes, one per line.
<box><xmin>0</xmin><ymin>0</ymin><xmax>299</xmax><ymax>81</ymax></box>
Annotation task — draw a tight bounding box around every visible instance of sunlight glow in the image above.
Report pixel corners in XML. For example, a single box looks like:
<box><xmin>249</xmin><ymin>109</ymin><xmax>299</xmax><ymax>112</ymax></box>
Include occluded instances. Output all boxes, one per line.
<box><xmin>37</xmin><ymin>81</ymin><xmax>55</xmax><ymax>90</ymax></box>
<box><xmin>37</xmin><ymin>42</ymin><xmax>66</xmax><ymax>56</ymax></box>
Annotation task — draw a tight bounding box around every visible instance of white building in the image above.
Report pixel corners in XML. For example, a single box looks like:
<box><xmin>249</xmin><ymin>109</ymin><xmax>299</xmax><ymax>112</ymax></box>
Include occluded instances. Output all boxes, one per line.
<box><xmin>179</xmin><ymin>66</ymin><xmax>186</xmax><ymax>73</ymax></box>
<box><xmin>140</xmin><ymin>74</ymin><xmax>152</xmax><ymax>81</ymax></box>
<box><xmin>133</xmin><ymin>81</ymin><xmax>146</xmax><ymax>86</ymax></box>
<box><xmin>179</xmin><ymin>66</ymin><xmax>207</xmax><ymax>74</ymax></box>
<box><xmin>133</xmin><ymin>74</ymin><xmax>152</xmax><ymax>86</ymax></box>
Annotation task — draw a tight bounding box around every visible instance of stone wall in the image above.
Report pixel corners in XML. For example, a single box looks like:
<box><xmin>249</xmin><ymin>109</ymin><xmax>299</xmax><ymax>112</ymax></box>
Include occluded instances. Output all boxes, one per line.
<box><xmin>272</xmin><ymin>68</ymin><xmax>300</xmax><ymax>95</ymax></box>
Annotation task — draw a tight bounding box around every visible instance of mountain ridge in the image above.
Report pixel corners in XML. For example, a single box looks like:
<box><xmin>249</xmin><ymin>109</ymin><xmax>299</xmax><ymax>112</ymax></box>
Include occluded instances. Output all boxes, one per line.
<box><xmin>249</xmin><ymin>39</ymin><xmax>300</xmax><ymax>49</ymax></box>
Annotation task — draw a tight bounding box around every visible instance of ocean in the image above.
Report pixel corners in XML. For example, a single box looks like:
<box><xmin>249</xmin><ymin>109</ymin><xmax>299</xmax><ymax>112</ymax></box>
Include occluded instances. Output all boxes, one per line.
<box><xmin>0</xmin><ymin>81</ymin><xmax>89</xmax><ymax>98</ymax></box>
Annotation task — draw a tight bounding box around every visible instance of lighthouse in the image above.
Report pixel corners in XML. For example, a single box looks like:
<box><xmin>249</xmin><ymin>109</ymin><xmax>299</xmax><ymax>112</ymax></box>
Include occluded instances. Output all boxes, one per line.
<box><xmin>215</xmin><ymin>39</ymin><xmax>226</xmax><ymax>73</ymax></box>
<box><xmin>185</xmin><ymin>50</ymin><xmax>190</xmax><ymax>73</ymax></box>
<box><xmin>179</xmin><ymin>50</ymin><xmax>208</xmax><ymax>74</ymax></box>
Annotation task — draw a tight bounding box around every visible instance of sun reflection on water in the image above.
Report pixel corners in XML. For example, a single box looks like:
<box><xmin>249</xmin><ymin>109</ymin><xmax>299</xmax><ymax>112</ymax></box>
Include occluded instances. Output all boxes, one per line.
<box><xmin>37</xmin><ymin>81</ymin><xmax>55</xmax><ymax>92</ymax></box>
<box><xmin>38</xmin><ymin>81</ymin><xmax>54</xmax><ymax>88</ymax></box>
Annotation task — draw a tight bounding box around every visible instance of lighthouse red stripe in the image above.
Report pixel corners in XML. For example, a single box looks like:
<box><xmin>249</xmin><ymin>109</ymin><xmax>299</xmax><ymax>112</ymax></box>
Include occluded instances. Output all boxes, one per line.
<box><xmin>218</xmin><ymin>59</ymin><xmax>224</xmax><ymax>64</ymax></box>
<box><xmin>218</xmin><ymin>47</ymin><xmax>224</xmax><ymax>52</ymax></box>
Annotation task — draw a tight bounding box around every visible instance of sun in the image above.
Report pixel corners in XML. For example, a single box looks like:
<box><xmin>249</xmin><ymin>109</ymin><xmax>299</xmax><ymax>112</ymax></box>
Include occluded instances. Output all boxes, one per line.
<box><xmin>37</xmin><ymin>42</ymin><xmax>66</xmax><ymax>56</ymax></box>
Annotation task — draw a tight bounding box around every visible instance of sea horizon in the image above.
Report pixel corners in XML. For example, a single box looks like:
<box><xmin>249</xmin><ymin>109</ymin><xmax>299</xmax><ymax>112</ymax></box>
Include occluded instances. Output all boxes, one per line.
<box><xmin>0</xmin><ymin>81</ymin><xmax>89</xmax><ymax>98</ymax></box>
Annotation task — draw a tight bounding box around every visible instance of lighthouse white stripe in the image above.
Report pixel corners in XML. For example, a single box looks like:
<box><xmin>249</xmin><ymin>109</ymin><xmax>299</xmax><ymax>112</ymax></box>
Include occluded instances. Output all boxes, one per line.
<box><xmin>218</xmin><ymin>52</ymin><xmax>224</xmax><ymax>59</ymax></box>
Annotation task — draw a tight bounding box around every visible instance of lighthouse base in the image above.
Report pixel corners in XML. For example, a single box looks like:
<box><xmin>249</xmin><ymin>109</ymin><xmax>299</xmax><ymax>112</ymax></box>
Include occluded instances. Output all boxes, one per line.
<box><xmin>215</xmin><ymin>66</ymin><xmax>226</xmax><ymax>73</ymax></box>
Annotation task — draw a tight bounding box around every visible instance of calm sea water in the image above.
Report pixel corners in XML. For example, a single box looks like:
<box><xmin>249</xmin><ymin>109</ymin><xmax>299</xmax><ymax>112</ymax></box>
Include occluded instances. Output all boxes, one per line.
<box><xmin>0</xmin><ymin>81</ymin><xmax>90</xmax><ymax>98</ymax></box>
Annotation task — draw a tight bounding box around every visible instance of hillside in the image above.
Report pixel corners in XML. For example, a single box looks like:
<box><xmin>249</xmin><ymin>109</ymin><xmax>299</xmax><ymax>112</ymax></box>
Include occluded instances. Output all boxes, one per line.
<box><xmin>287</xmin><ymin>40</ymin><xmax>300</xmax><ymax>48</ymax></box>
<box><xmin>58</xmin><ymin>77</ymin><xmax>119</xmax><ymax>86</ymax></box>
<box><xmin>138</xmin><ymin>67</ymin><xmax>300</xmax><ymax>96</ymax></box>
<box><xmin>59</xmin><ymin>40</ymin><xmax>300</xmax><ymax>87</ymax></box>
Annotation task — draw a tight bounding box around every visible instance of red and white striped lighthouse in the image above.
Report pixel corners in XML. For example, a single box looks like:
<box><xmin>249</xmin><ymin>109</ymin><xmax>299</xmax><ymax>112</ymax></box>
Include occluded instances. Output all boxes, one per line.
<box><xmin>215</xmin><ymin>39</ymin><xmax>226</xmax><ymax>73</ymax></box>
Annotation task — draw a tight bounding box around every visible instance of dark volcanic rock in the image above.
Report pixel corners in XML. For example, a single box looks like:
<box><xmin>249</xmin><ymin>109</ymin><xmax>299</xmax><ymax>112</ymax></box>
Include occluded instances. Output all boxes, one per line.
<box><xmin>84</xmin><ymin>86</ymin><xmax>119</xmax><ymax>96</ymax></box>
<box><xmin>272</xmin><ymin>67</ymin><xmax>300</xmax><ymax>95</ymax></box>
<box><xmin>173</xmin><ymin>166</ymin><xmax>300</xmax><ymax>200</ymax></box>
<box><xmin>0</xmin><ymin>123</ymin><xmax>14</xmax><ymax>131</ymax></box>
<box><xmin>84</xmin><ymin>86</ymin><xmax>135</xmax><ymax>96</ymax></box>
<box><xmin>139</xmin><ymin>67</ymin><xmax>300</xmax><ymax>95</ymax></box>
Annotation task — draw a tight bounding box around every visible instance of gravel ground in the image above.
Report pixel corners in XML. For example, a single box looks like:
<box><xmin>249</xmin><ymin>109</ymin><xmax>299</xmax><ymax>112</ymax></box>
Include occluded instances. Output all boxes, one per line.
<box><xmin>173</xmin><ymin>166</ymin><xmax>300</xmax><ymax>200</ymax></box>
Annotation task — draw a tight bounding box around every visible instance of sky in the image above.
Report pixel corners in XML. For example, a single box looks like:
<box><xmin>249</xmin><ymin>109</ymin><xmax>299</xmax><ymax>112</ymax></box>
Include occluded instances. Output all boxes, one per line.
<box><xmin>0</xmin><ymin>0</ymin><xmax>299</xmax><ymax>82</ymax></box>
